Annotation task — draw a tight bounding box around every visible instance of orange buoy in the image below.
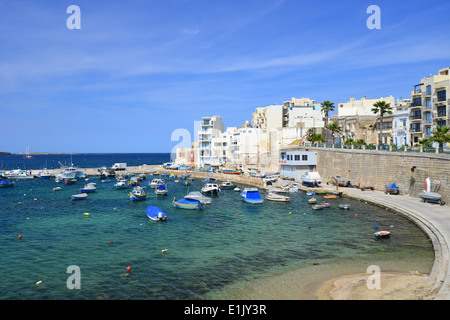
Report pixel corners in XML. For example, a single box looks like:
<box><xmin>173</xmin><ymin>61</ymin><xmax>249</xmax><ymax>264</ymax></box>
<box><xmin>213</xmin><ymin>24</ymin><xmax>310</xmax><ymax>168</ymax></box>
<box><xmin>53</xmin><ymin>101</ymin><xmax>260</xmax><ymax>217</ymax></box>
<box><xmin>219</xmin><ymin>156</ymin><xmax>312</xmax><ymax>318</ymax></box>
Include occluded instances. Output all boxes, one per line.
<box><xmin>126</xmin><ymin>266</ymin><xmax>131</xmax><ymax>272</ymax></box>
<box><xmin>18</xmin><ymin>234</ymin><xmax>22</xmax><ymax>240</ymax></box>
<box><xmin>162</xmin><ymin>249</ymin><xmax>168</xmax><ymax>253</ymax></box>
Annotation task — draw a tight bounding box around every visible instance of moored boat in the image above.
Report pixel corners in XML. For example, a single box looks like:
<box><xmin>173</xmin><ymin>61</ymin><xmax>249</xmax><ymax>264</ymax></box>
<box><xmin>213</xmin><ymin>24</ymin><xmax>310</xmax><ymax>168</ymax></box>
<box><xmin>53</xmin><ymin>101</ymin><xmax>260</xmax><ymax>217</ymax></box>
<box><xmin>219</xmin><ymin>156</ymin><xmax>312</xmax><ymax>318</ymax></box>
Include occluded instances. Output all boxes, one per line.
<box><xmin>65</xmin><ymin>178</ymin><xmax>77</xmax><ymax>185</ymax></box>
<box><xmin>184</xmin><ymin>191</ymin><xmax>211</xmax><ymax>205</ymax></box>
<box><xmin>146</xmin><ymin>206</ymin><xmax>167</xmax><ymax>221</ymax></box>
<box><xmin>149</xmin><ymin>179</ymin><xmax>165</xmax><ymax>188</ymax></box>
<box><xmin>72</xmin><ymin>193</ymin><xmax>88</xmax><ymax>200</ymax></box>
<box><xmin>320</xmin><ymin>202</ymin><xmax>331</xmax><ymax>208</ymax></box>
<box><xmin>129</xmin><ymin>186</ymin><xmax>147</xmax><ymax>201</ymax></box>
<box><xmin>155</xmin><ymin>184</ymin><xmax>168</xmax><ymax>195</ymax></box>
<box><xmin>308</xmin><ymin>197</ymin><xmax>317</xmax><ymax>204</ymax></box>
<box><xmin>173</xmin><ymin>197</ymin><xmax>204</xmax><ymax>210</ymax></box>
<box><xmin>80</xmin><ymin>183</ymin><xmax>96</xmax><ymax>193</ymax></box>
<box><xmin>201</xmin><ymin>183</ymin><xmax>220</xmax><ymax>196</ymax></box>
<box><xmin>266</xmin><ymin>192</ymin><xmax>290</xmax><ymax>202</ymax></box>
<box><xmin>338</xmin><ymin>203</ymin><xmax>350</xmax><ymax>210</ymax></box>
<box><xmin>373</xmin><ymin>231</ymin><xmax>390</xmax><ymax>239</ymax></box>
<box><xmin>219</xmin><ymin>180</ymin><xmax>237</xmax><ymax>190</ymax></box>
<box><xmin>114</xmin><ymin>180</ymin><xmax>128</xmax><ymax>190</ymax></box>
<box><xmin>0</xmin><ymin>175</ymin><xmax>14</xmax><ymax>188</ymax></box>
<box><xmin>38</xmin><ymin>169</ymin><xmax>52</xmax><ymax>179</ymax></box>
<box><xmin>311</xmin><ymin>204</ymin><xmax>324</xmax><ymax>210</ymax></box>
<box><xmin>4</xmin><ymin>169</ymin><xmax>34</xmax><ymax>180</ymax></box>
<box><xmin>240</xmin><ymin>188</ymin><xmax>263</xmax><ymax>204</ymax></box>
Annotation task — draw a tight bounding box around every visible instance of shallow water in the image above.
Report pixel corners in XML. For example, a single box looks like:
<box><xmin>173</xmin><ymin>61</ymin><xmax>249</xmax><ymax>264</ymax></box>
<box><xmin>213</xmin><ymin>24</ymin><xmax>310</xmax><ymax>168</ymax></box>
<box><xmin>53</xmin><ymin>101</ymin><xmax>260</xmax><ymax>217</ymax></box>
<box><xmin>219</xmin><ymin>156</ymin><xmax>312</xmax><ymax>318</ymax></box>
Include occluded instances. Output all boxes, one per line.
<box><xmin>0</xmin><ymin>174</ymin><xmax>434</xmax><ymax>299</ymax></box>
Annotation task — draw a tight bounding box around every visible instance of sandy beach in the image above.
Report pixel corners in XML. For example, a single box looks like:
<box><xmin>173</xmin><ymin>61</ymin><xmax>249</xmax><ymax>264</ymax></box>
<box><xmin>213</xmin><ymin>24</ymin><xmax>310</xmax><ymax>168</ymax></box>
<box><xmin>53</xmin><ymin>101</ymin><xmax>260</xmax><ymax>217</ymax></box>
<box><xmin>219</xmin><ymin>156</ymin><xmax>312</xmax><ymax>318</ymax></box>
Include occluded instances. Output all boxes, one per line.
<box><xmin>315</xmin><ymin>272</ymin><xmax>437</xmax><ymax>300</ymax></box>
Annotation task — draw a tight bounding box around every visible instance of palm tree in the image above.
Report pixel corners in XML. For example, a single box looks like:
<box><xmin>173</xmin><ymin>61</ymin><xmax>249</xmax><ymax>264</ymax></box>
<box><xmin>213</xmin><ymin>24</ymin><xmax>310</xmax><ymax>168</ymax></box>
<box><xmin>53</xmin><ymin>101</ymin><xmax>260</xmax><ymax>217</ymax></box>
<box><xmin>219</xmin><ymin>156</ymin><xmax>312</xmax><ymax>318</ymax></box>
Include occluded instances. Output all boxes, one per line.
<box><xmin>307</xmin><ymin>132</ymin><xmax>325</xmax><ymax>145</ymax></box>
<box><xmin>430</xmin><ymin>126</ymin><xmax>450</xmax><ymax>152</ymax></box>
<box><xmin>325</xmin><ymin>122</ymin><xmax>342</xmax><ymax>146</ymax></box>
<box><xmin>371</xmin><ymin>101</ymin><xmax>393</xmax><ymax>146</ymax></box>
<box><xmin>321</xmin><ymin>101</ymin><xmax>335</xmax><ymax>143</ymax></box>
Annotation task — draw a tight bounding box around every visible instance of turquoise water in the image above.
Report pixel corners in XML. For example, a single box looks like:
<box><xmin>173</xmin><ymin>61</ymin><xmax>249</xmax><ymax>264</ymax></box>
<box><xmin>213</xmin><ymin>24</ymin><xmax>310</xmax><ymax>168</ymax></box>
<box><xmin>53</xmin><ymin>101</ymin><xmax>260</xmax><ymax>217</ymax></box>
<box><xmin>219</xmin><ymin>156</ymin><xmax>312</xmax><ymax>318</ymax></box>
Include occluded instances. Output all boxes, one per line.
<box><xmin>0</xmin><ymin>175</ymin><xmax>434</xmax><ymax>299</ymax></box>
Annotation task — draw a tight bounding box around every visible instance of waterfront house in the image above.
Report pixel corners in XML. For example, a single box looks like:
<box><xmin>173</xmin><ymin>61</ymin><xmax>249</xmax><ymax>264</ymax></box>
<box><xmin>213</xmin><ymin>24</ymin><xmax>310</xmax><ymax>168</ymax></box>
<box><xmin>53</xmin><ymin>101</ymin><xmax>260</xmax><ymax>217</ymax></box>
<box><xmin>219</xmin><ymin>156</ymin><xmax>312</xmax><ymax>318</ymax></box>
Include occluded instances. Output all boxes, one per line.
<box><xmin>279</xmin><ymin>150</ymin><xmax>318</xmax><ymax>181</ymax></box>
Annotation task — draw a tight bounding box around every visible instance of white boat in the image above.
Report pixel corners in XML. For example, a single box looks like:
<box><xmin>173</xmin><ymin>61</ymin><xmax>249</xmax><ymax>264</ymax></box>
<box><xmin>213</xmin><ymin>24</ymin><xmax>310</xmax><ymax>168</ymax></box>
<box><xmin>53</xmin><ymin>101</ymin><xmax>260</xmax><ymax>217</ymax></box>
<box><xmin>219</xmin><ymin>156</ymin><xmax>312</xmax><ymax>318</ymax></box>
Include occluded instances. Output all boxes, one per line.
<box><xmin>4</xmin><ymin>169</ymin><xmax>34</xmax><ymax>179</ymax></box>
<box><xmin>72</xmin><ymin>193</ymin><xmax>88</xmax><ymax>200</ymax></box>
<box><xmin>184</xmin><ymin>191</ymin><xmax>212</xmax><ymax>205</ymax></box>
<box><xmin>266</xmin><ymin>192</ymin><xmax>290</xmax><ymax>202</ymax></box>
<box><xmin>56</xmin><ymin>165</ymin><xmax>82</xmax><ymax>179</ymax></box>
<box><xmin>201</xmin><ymin>183</ymin><xmax>220</xmax><ymax>196</ymax></box>
<box><xmin>52</xmin><ymin>187</ymin><xmax>62</xmax><ymax>191</ymax></box>
<box><xmin>114</xmin><ymin>180</ymin><xmax>128</xmax><ymax>190</ymax></box>
<box><xmin>149</xmin><ymin>179</ymin><xmax>166</xmax><ymax>188</ymax></box>
<box><xmin>155</xmin><ymin>184</ymin><xmax>168</xmax><ymax>195</ymax></box>
<box><xmin>38</xmin><ymin>169</ymin><xmax>52</xmax><ymax>179</ymax></box>
<box><xmin>129</xmin><ymin>186</ymin><xmax>147</xmax><ymax>201</ymax></box>
<box><xmin>418</xmin><ymin>177</ymin><xmax>445</xmax><ymax>205</ymax></box>
<box><xmin>234</xmin><ymin>187</ymin><xmax>240</xmax><ymax>192</ymax></box>
<box><xmin>308</xmin><ymin>197</ymin><xmax>317</xmax><ymax>204</ymax></box>
<box><xmin>311</xmin><ymin>204</ymin><xmax>324</xmax><ymax>210</ymax></box>
<box><xmin>300</xmin><ymin>171</ymin><xmax>322</xmax><ymax>187</ymax></box>
<box><xmin>338</xmin><ymin>203</ymin><xmax>350</xmax><ymax>210</ymax></box>
<box><xmin>80</xmin><ymin>183</ymin><xmax>96</xmax><ymax>193</ymax></box>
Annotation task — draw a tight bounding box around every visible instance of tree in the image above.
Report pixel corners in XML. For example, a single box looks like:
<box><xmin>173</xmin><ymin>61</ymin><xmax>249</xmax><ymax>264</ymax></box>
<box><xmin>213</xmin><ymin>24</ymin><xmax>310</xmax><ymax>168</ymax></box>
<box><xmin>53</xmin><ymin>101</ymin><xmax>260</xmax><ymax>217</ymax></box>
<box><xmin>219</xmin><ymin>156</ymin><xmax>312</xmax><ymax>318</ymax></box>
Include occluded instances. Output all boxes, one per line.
<box><xmin>307</xmin><ymin>132</ymin><xmax>325</xmax><ymax>145</ymax></box>
<box><xmin>355</xmin><ymin>139</ymin><xmax>366</xmax><ymax>146</ymax></box>
<box><xmin>321</xmin><ymin>101</ymin><xmax>335</xmax><ymax>143</ymax></box>
<box><xmin>325</xmin><ymin>122</ymin><xmax>342</xmax><ymax>146</ymax></box>
<box><xmin>371</xmin><ymin>101</ymin><xmax>393</xmax><ymax>146</ymax></box>
<box><xmin>430</xmin><ymin>126</ymin><xmax>450</xmax><ymax>152</ymax></box>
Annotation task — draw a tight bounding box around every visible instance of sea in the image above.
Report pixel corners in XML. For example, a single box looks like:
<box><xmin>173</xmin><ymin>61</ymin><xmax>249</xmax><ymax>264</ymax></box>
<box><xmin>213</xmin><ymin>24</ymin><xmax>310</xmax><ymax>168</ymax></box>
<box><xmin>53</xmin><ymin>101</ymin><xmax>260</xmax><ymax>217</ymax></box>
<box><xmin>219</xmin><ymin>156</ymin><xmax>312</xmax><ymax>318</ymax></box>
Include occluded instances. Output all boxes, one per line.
<box><xmin>0</xmin><ymin>153</ymin><xmax>434</xmax><ymax>300</ymax></box>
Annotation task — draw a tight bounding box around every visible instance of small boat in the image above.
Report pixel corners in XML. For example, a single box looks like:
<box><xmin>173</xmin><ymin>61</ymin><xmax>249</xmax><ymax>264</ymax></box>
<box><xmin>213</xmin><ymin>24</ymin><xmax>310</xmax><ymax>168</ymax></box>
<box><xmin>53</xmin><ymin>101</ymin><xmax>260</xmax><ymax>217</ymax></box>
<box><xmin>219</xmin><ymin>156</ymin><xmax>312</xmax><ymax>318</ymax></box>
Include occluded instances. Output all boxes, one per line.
<box><xmin>149</xmin><ymin>179</ymin><xmax>165</xmax><ymax>188</ymax></box>
<box><xmin>129</xmin><ymin>186</ymin><xmax>147</xmax><ymax>201</ymax></box>
<box><xmin>300</xmin><ymin>171</ymin><xmax>322</xmax><ymax>187</ymax></box>
<box><xmin>65</xmin><ymin>178</ymin><xmax>77</xmax><ymax>185</ymax></box>
<box><xmin>306</xmin><ymin>192</ymin><xmax>316</xmax><ymax>196</ymax></box>
<box><xmin>320</xmin><ymin>202</ymin><xmax>331</xmax><ymax>208</ymax></box>
<box><xmin>219</xmin><ymin>180</ymin><xmax>236</xmax><ymax>190</ymax></box>
<box><xmin>308</xmin><ymin>197</ymin><xmax>317</xmax><ymax>204</ymax></box>
<box><xmin>184</xmin><ymin>191</ymin><xmax>211</xmax><ymax>205</ymax></box>
<box><xmin>234</xmin><ymin>187</ymin><xmax>240</xmax><ymax>192</ymax></box>
<box><xmin>56</xmin><ymin>164</ymin><xmax>82</xmax><ymax>180</ymax></box>
<box><xmin>201</xmin><ymin>183</ymin><xmax>220</xmax><ymax>196</ymax></box>
<box><xmin>101</xmin><ymin>179</ymin><xmax>111</xmax><ymax>183</ymax></box>
<box><xmin>72</xmin><ymin>193</ymin><xmax>88</xmax><ymax>200</ymax></box>
<box><xmin>55</xmin><ymin>177</ymin><xmax>63</xmax><ymax>183</ymax></box>
<box><xmin>146</xmin><ymin>206</ymin><xmax>167</xmax><ymax>221</ymax></box>
<box><xmin>373</xmin><ymin>231</ymin><xmax>390</xmax><ymax>239</ymax></box>
<box><xmin>114</xmin><ymin>180</ymin><xmax>128</xmax><ymax>190</ymax></box>
<box><xmin>4</xmin><ymin>169</ymin><xmax>34</xmax><ymax>180</ymax></box>
<box><xmin>52</xmin><ymin>187</ymin><xmax>62</xmax><ymax>191</ymax></box>
<box><xmin>315</xmin><ymin>190</ymin><xmax>327</xmax><ymax>194</ymax></box>
<box><xmin>311</xmin><ymin>204</ymin><xmax>324</xmax><ymax>210</ymax></box>
<box><xmin>418</xmin><ymin>178</ymin><xmax>445</xmax><ymax>205</ymax></box>
<box><xmin>0</xmin><ymin>175</ymin><xmax>14</xmax><ymax>188</ymax></box>
<box><xmin>173</xmin><ymin>197</ymin><xmax>204</xmax><ymax>210</ymax></box>
<box><xmin>266</xmin><ymin>192</ymin><xmax>290</xmax><ymax>202</ymax></box>
<box><xmin>38</xmin><ymin>169</ymin><xmax>52</xmax><ymax>179</ymax></box>
<box><xmin>385</xmin><ymin>183</ymin><xmax>399</xmax><ymax>195</ymax></box>
<box><xmin>155</xmin><ymin>184</ymin><xmax>168</xmax><ymax>195</ymax></box>
<box><xmin>222</xmin><ymin>169</ymin><xmax>241</xmax><ymax>175</ymax></box>
<box><xmin>184</xmin><ymin>179</ymin><xmax>191</xmax><ymax>186</ymax></box>
<box><xmin>203</xmin><ymin>178</ymin><xmax>217</xmax><ymax>183</ymax></box>
<box><xmin>324</xmin><ymin>195</ymin><xmax>337</xmax><ymax>199</ymax></box>
<box><xmin>80</xmin><ymin>183</ymin><xmax>96</xmax><ymax>193</ymax></box>
<box><xmin>338</xmin><ymin>203</ymin><xmax>350</xmax><ymax>210</ymax></box>
<box><xmin>128</xmin><ymin>178</ymin><xmax>139</xmax><ymax>187</ymax></box>
<box><xmin>240</xmin><ymin>188</ymin><xmax>264</xmax><ymax>204</ymax></box>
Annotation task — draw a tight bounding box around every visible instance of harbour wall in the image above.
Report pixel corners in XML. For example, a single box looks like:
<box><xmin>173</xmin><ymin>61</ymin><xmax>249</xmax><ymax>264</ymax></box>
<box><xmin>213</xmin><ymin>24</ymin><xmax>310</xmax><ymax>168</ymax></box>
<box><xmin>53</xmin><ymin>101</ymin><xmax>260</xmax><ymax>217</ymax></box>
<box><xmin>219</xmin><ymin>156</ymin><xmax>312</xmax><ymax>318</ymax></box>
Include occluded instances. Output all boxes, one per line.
<box><xmin>289</xmin><ymin>146</ymin><xmax>449</xmax><ymax>204</ymax></box>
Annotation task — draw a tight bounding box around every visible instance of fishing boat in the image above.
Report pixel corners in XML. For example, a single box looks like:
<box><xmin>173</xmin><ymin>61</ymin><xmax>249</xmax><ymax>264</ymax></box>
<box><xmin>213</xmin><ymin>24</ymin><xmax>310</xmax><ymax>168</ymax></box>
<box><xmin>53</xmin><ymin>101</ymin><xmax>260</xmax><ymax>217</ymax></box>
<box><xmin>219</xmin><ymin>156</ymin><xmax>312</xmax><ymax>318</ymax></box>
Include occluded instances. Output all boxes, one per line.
<box><xmin>300</xmin><ymin>171</ymin><xmax>322</xmax><ymax>187</ymax></box>
<box><xmin>201</xmin><ymin>183</ymin><xmax>220</xmax><ymax>196</ymax></box>
<box><xmin>306</xmin><ymin>191</ymin><xmax>316</xmax><ymax>196</ymax></box>
<box><xmin>266</xmin><ymin>192</ymin><xmax>290</xmax><ymax>202</ymax></box>
<box><xmin>308</xmin><ymin>197</ymin><xmax>317</xmax><ymax>204</ymax></box>
<box><xmin>418</xmin><ymin>178</ymin><xmax>445</xmax><ymax>205</ymax></box>
<box><xmin>338</xmin><ymin>203</ymin><xmax>350</xmax><ymax>210</ymax></box>
<box><xmin>149</xmin><ymin>179</ymin><xmax>165</xmax><ymax>188</ymax></box>
<box><xmin>129</xmin><ymin>186</ymin><xmax>147</xmax><ymax>201</ymax></box>
<box><xmin>72</xmin><ymin>193</ymin><xmax>88</xmax><ymax>200</ymax></box>
<box><xmin>384</xmin><ymin>183</ymin><xmax>399</xmax><ymax>195</ymax></box>
<box><xmin>114</xmin><ymin>180</ymin><xmax>128</xmax><ymax>190</ymax></box>
<box><xmin>320</xmin><ymin>202</ymin><xmax>331</xmax><ymax>208</ymax></box>
<box><xmin>222</xmin><ymin>169</ymin><xmax>241</xmax><ymax>175</ymax></box>
<box><xmin>373</xmin><ymin>231</ymin><xmax>390</xmax><ymax>239</ymax></box>
<box><xmin>38</xmin><ymin>169</ymin><xmax>52</xmax><ymax>179</ymax></box>
<box><xmin>55</xmin><ymin>164</ymin><xmax>82</xmax><ymax>180</ymax></box>
<box><xmin>184</xmin><ymin>191</ymin><xmax>211</xmax><ymax>205</ymax></box>
<box><xmin>80</xmin><ymin>183</ymin><xmax>96</xmax><ymax>193</ymax></box>
<box><xmin>4</xmin><ymin>169</ymin><xmax>34</xmax><ymax>180</ymax></box>
<box><xmin>0</xmin><ymin>175</ymin><xmax>14</xmax><ymax>188</ymax></box>
<box><xmin>240</xmin><ymin>188</ymin><xmax>264</xmax><ymax>204</ymax></box>
<box><xmin>65</xmin><ymin>178</ymin><xmax>77</xmax><ymax>185</ymax></box>
<box><xmin>219</xmin><ymin>180</ymin><xmax>237</xmax><ymax>190</ymax></box>
<box><xmin>173</xmin><ymin>197</ymin><xmax>204</xmax><ymax>210</ymax></box>
<box><xmin>311</xmin><ymin>204</ymin><xmax>324</xmax><ymax>210</ymax></box>
<box><xmin>52</xmin><ymin>187</ymin><xmax>62</xmax><ymax>191</ymax></box>
<box><xmin>324</xmin><ymin>195</ymin><xmax>337</xmax><ymax>199</ymax></box>
<box><xmin>155</xmin><ymin>184</ymin><xmax>168</xmax><ymax>195</ymax></box>
<box><xmin>146</xmin><ymin>206</ymin><xmax>167</xmax><ymax>221</ymax></box>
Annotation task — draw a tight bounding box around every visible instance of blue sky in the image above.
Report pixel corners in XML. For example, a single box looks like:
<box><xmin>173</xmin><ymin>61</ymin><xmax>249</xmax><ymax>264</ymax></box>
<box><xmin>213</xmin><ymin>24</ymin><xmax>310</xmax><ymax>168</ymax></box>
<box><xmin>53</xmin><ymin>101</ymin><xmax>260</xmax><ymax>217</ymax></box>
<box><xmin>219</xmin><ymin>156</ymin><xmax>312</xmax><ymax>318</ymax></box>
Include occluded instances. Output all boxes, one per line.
<box><xmin>1</xmin><ymin>0</ymin><xmax>450</xmax><ymax>153</ymax></box>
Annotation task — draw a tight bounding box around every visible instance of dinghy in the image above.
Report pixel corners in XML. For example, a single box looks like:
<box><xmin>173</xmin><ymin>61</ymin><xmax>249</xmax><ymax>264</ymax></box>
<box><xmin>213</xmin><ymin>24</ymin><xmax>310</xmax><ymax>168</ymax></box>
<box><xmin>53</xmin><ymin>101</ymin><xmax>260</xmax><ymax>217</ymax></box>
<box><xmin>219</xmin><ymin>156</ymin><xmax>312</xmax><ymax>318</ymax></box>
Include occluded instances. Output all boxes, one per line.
<box><xmin>146</xmin><ymin>206</ymin><xmax>167</xmax><ymax>221</ymax></box>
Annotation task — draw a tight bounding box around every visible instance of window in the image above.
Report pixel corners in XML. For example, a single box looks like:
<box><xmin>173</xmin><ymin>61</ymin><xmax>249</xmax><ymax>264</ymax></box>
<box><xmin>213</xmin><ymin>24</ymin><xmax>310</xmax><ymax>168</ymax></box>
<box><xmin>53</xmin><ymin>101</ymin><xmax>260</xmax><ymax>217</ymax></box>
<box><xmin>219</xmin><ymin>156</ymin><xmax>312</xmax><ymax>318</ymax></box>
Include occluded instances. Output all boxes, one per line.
<box><xmin>437</xmin><ymin>120</ymin><xmax>447</xmax><ymax>128</ymax></box>
<box><xmin>437</xmin><ymin>90</ymin><xmax>447</xmax><ymax>102</ymax></box>
<box><xmin>425</xmin><ymin>127</ymin><xmax>431</xmax><ymax>138</ymax></box>
<box><xmin>426</xmin><ymin>98</ymin><xmax>431</xmax><ymax>109</ymax></box>
<box><xmin>281</xmin><ymin>152</ymin><xmax>285</xmax><ymax>160</ymax></box>
<box><xmin>426</xmin><ymin>85</ymin><xmax>432</xmax><ymax>96</ymax></box>
<box><xmin>425</xmin><ymin>112</ymin><xmax>432</xmax><ymax>124</ymax></box>
<box><xmin>412</xmin><ymin>97</ymin><xmax>421</xmax><ymax>106</ymax></box>
<box><xmin>302</xmin><ymin>155</ymin><xmax>308</xmax><ymax>161</ymax></box>
<box><xmin>294</xmin><ymin>155</ymin><xmax>300</xmax><ymax>161</ymax></box>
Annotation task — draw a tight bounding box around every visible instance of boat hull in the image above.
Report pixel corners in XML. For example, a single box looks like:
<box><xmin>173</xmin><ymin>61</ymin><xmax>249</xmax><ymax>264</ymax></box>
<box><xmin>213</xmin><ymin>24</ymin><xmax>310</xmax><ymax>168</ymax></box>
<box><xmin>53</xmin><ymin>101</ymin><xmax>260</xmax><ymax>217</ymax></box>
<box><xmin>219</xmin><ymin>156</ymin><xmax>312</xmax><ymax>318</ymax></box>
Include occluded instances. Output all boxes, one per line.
<box><xmin>173</xmin><ymin>198</ymin><xmax>204</xmax><ymax>210</ymax></box>
<box><xmin>72</xmin><ymin>193</ymin><xmax>88</xmax><ymax>200</ymax></box>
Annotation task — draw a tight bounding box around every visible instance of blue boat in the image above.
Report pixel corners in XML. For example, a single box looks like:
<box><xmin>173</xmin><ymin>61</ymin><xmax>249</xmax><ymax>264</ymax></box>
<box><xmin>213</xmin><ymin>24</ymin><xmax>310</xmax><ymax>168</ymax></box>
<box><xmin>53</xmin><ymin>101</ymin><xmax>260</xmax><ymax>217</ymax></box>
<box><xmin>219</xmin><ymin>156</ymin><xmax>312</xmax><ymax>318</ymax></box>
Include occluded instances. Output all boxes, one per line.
<box><xmin>385</xmin><ymin>183</ymin><xmax>399</xmax><ymax>194</ymax></box>
<box><xmin>146</xmin><ymin>206</ymin><xmax>168</xmax><ymax>221</ymax></box>
<box><xmin>129</xmin><ymin>187</ymin><xmax>147</xmax><ymax>201</ymax></box>
<box><xmin>80</xmin><ymin>183</ymin><xmax>96</xmax><ymax>193</ymax></box>
<box><xmin>0</xmin><ymin>175</ymin><xmax>14</xmax><ymax>188</ymax></box>
<box><xmin>173</xmin><ymin>197</ymin><xmax>204</xmax><ymax>210</ymax></box>
<box><xmin>240</xmin><ymin>188</ymin><xmax>264</xmax><ymax>204</ymax></box>
<box><xmin>72</xmin><ymin>193</ymin><xmax>88</xmax><ymax>200</ymax></box>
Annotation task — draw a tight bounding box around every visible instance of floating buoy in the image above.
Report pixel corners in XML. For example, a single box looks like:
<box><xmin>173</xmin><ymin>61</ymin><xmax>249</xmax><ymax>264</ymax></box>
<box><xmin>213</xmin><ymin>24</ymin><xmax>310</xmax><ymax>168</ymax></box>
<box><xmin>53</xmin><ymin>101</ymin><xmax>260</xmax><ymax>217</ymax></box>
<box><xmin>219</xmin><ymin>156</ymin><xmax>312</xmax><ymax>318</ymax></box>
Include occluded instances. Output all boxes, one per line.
<box><xmin>35</xmin><ymin>280</ymin><xmax>42</xmax><ymax>285</ymax></box>
<box><xmin>126</xmin><ymin>266</ymin><xmax>131</xmax><ymax>272</ymax></box>
<box><xmin>355</xmin><ymin>214</ymin><xmax>358</xmax><ymax>217</ymax></box>
<box><xmin>84</xmin><ymin>213</ymin><xmax>89</xmax><ymax>216</ymax></box>
<box><xmin>34</xmin><ymin>198</ymin><xmax>37</xmax><ymax>201</ymax></box>
<box><xmin>18</xmin><ymin>234</ymin><xmax>22</xmax><ymax>240</ymax></box>
<box><xmin>374</xmin><ymin>225</ymin><xmax>378</xmax><ymax>228</ymax></box>
<box><xmin>289</xmin><ymin>212</ymin><xmax>292</xmax><ymax>215</ymax></box>
<box><xmin>236</xmin><ymin>213</ymin><xmax>239</xmax><ymax>216</ymax></box>
<box><xmin>162</xmin><ymin>249</ymin><xmax>168</xmax><ymax>253</ymax></box>
<box><xmin>18</xmin><ymin>202</ymin><xmax>21</xmax><ymax>205</ymax></box>
<box><xmin>110</xmin><ymin>240</ymin><xmax>113</xmax><ymax>244</ymax></box>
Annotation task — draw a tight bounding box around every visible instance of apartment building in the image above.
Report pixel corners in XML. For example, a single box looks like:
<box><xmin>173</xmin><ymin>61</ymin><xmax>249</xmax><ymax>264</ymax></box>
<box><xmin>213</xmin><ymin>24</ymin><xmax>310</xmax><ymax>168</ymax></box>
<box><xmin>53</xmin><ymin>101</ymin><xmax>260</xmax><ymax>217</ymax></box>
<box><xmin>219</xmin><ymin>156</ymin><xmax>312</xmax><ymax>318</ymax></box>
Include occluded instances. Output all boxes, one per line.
<box><xmin>197</xmin><ymin>116</ymin><xmax>224</xmax><ymax>167</ymax></box>
<box><xmin>409</xmin><ymin>67</ymin><xmax>450</xmax><ymax>145</ymax></box>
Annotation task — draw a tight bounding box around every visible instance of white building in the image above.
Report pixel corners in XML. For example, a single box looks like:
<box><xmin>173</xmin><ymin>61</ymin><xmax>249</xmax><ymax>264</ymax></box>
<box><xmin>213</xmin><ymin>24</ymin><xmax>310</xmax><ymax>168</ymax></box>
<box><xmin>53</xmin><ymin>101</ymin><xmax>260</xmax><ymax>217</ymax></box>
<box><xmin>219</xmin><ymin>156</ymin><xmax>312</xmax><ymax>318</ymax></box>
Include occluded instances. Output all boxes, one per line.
<box><xmin>392</xmin><ymin>109</ymin><xmax>410</xmax><ymax>147</ymax></box>
<box><xmin>197</xmin><ymin>116</ymin><xmax>224</xmax><ymax>167</ymax></box>
<box><xmin>279</xmin><ymin>150</ymin><xmax>318</xmax><ymax>180</ymax></box>
<box><xmin>337</xmin><ymin>96</ymin><xmax>396</xmax><ymax>116</ymax></box>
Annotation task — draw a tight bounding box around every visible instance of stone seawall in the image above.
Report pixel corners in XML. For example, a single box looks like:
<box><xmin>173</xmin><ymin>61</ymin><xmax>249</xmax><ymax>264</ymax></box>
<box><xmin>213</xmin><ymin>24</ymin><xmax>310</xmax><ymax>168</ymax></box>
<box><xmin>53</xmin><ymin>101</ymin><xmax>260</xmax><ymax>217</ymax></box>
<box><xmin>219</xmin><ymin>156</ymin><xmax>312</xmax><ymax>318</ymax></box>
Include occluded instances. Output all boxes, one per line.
<box><xmin>296</xmin><ymin>147</ymin><xmax>449</xmax><ymax>204</ymax></box>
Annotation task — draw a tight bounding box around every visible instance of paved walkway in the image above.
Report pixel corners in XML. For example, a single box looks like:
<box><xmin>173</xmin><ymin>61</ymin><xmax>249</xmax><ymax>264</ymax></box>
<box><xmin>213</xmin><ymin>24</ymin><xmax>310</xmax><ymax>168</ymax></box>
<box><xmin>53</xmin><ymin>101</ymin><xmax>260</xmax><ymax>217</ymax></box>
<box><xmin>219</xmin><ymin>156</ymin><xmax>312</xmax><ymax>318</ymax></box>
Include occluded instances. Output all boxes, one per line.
<box><xmin>320</xmin><ymin>185</ymin><xmax>450</xmax><ymax>299</ymax></box>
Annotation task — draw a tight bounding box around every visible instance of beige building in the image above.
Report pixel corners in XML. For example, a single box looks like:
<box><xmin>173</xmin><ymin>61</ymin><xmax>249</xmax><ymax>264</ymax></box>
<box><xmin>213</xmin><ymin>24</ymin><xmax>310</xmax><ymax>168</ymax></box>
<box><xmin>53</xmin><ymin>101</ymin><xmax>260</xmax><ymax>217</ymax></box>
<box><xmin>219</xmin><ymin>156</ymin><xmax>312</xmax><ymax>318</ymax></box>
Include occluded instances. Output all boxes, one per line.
<box><xmin>409</xmin><ymin>67</ymin><xmax>450</xmax><ymax>145</ymax></box>
<box><xmin>337</xmin><ymin>96</ymin><xmax>395</xmax><ymax>117</ymax></box>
